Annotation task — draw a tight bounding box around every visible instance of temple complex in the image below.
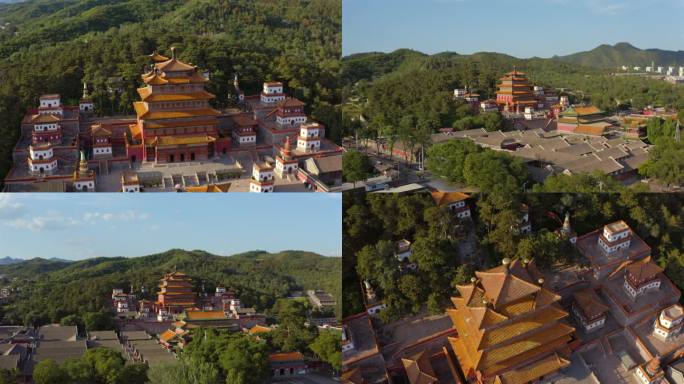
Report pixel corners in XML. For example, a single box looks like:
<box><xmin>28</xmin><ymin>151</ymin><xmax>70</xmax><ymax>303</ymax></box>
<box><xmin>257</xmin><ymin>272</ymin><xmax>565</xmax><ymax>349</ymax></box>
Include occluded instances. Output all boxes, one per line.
<box><xmin>448</xmin><ymin>258</ymin><xmax>574</xmax><ymax>383</ymax></box>
<box><xmin>128</xmin><ymin>48</ymin><xmax>229</xmax><ymax>164</ymax></box>
<box><xmin>557</xmin><ymin>105</ymin><xmax>613</xmax><ymax>136</ymax></box>
<box><xmin>495</xmin><ymin>70</ymin><xmax>540</xmax><ymax>113</ymax></box>
<box><xmin>156</xmin><ymin>272</ymin><xmax>196</xmax><ymax>320</ymax></box>
<box><xmin>3</xmin><ymin>48</ymin><xmax>342</xmax><ymax>192</ymax></box>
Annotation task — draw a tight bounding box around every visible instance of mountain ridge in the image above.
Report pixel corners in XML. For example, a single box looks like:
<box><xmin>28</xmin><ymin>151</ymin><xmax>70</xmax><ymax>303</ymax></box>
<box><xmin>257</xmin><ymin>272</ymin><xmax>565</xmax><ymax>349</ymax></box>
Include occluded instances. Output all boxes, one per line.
<box><xmin>343</xmin><ymin>43</ymin><xmax>684</xmax><ymax>72</ymax></box>
<box><xmin>553</xmin><ymin>42</ymin><xmax>684</xmax><ymax>68</ymax></box>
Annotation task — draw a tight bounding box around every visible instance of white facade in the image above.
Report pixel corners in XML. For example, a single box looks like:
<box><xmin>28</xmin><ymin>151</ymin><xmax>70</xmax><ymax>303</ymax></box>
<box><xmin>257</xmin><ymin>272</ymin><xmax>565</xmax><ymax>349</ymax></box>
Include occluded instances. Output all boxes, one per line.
<box><xmin>249</xmin><ymin>182</ymin><xmax>273</xmax><ymax>193</ymax></box>
<box><xmin>250</xmin><ymin>165</ymin><xmax>274</xmax><ymax>192</ymax></box>
<box><xmin>30</xmin><ymin>138</ymin><xmax>56</xmax><ymax>150</ymax></box>
<box><xmin>653</xmin><ymin>306</ymin><xmax>683</xmax><ymax>340</ymax></box>
<box><xmin>276</xmin><ymin>114</ymin><xmax>306</xmax><ymax>127</ymax></box>
<box><xmin>79</xmin><ymin>101</ymin><xmax>94</xmax><ymax>113</ymax></box>
<box><xmin>480</xmin><ymin>102</ymin><xmax>498</xmax><ymax>113</ymax></box>
<box><xmin>275</xmin><ymin>158</ymin><xmax>298</xmax><ymax>178</ymax></box>
<box><xmin>524</xmin><ymin>107</ymin><xmax>534</xmax><ymax>120</ymax></box>
<box><xmin>260</xmin><ymin>82</ymin><xmax>285</xmax><ymax>103</ymax></box>
<box><xmin>252</xmin><ymin>165</ymin><xmax>274</xmax><ymax>183</ymax></box>
<box><xmin>603</xmin><ymin>227</ymin><xmax>630</xmax><ymax>242</ymax></box>
<box><xmin>38</xmin><ymin>96</ymin><xmax>63</xmax><ymax>115</ymax></box>
<box><xmin>93</xmin><ymin>146</ymin><xmax>112</xmax><ymax>156</ymax></box>
<box><xmin>28</xmin><ymin>146</ymin><xmax>58</xmax><ymax>173</ymax></box>
<box><xmin>448</xmin><ymin>201</ymin><xmax>471</xmax><ymax>219</ymax></box>
<box><xmin>560</xmin><ymin>96</ymin><xmax>569</xmax><ymax>108</ymax></box>
<box><xmin>39</xmin><ymin>96</ymin><xmax>60</xmax><ymax>109</ymax></box>
<box><xmin>367</xmin><ymin>303</ymin><xmax>386</xmax><ymax>316</ymax></box>
<box><xmin>34</xmin><ymin>122</ymin><xmax>59</xmax><ymax>132</ymax></box>
<box><xmin>74</xmin><ymin>179</ymin><xmax>95</xmax><ymax>192</ymax></box>
<box><xmin>116</xmin><ymin>301</ymin><xmax>129</xmax><ymax>313</ymax></box>
<box><xmin>122</xmin><ymin>184</ymin><xmax>140</xmax><ymax>193</ymax></box>
<box><xmin>599</xmin><ymin>226</ymin><xmax>631</xmax><ymax>253</ymax></box>
<box><xmin>341</xmin><ymin>329</ymin><xmax>354</xmax><ymax>353</ymax></box>
<box><xmin>454</xmin><ymin>89</ymin><xmax>466</xmax><ymax>98</ymax></box>
<box><xmin>623</xmin><ymin>279</ymin><xmax>661</xmax><ymax>298</ymax></box>
<box><xmin>297</xmin><ymin>138</ymin><xmax>321</xmax><ymax>153</ymax></box>
<box><xmin>235</xmin><ymin>134</ymin><xmax>256</xmax><ymax>145</ymax></box>
<box><xmin>215</xmin><ymin>286</ymin><xmax>226</xmax><ymax>296</ymax></box>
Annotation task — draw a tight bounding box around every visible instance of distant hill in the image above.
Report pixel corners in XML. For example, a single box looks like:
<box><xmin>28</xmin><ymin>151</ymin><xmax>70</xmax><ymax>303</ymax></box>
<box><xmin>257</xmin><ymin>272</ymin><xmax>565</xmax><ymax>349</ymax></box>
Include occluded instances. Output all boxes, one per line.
<box><xmin>555</xmin><ymin>42</ymin><xmax>684</xmax><ymax>69</ymax></box>
<box><xmin>0</xmin><ymin>249</ymin><xmax>341</xmax><ymax>324</ymax></box>
<box><xmin>0</xmin><ymin>257</ymin><xmax>22</xmax><ymax>265</ymax></box>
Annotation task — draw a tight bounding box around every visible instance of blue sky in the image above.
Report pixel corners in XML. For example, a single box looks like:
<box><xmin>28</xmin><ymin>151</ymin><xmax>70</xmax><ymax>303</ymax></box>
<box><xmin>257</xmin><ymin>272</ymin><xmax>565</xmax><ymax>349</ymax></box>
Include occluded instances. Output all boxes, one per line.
<box><xmin>343</xmin><ymin>0</ymin><xmax>684</xmax><ymax>57</ymax></box>
<box><xmin>0</xmin><ymin>194</ymin><xmax>341</xmax><ymax>260</ymax></box>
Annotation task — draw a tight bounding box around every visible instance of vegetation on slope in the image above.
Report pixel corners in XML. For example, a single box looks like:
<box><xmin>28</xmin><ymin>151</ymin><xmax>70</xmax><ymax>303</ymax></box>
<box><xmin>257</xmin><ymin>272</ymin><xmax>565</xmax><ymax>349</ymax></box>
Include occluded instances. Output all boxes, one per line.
<box><xmin>555</xmin><ymin>42</ymin><xmax>684</xmax><ymax>68</ymax></box>
<box><xmin>0</xmin><ymin>249</ymin><xmax>341</xmax><ymax>326</ymax></box>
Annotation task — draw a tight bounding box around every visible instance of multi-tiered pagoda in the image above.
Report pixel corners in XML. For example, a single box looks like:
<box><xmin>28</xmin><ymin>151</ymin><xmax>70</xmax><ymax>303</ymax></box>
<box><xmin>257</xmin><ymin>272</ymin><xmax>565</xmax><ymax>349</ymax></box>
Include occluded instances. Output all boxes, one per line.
<box><xmin>129</xmin><ymin>48</ymin><xmax>230</xmax><ymax>163</ymax></box>
<box><xmin>156</xmin><ymin>272</ymin><xmax>197</xmax><ymax>318</ymax></box>
<box><xmin>495</xmin><ymin>70</ymin><xmax>539</xmax><ymax>113</ymax></box>
<box><xmin>448</xmin><ymin>258</ymin><xmax>575</xmax><ymax>384</ymax></box>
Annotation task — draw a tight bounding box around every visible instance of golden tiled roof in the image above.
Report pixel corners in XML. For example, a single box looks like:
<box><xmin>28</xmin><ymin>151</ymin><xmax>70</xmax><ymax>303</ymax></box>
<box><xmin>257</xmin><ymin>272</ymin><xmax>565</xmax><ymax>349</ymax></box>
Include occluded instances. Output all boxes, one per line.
<box><xmin>248</xmin><ymin>325</ymin><xmax>272</xmax><ymax>335</ymax></box>
<box><xmin>479</xmin><ymin>323</ymin><xmax>574</xmax><ymax>371</ymax></box>
<box><xmin>149</xmin><ymin>52</ymin><xmax>170</xmax><ymax>62</ymax></box>
<box><xmin>154</xmin><ymin>135</ymin><xmax>216</xmax><ymax>147</ymax></box>
<box><xmin>478</xmin><ymin>306</ymin><xmax>568</xmax><ymax>349</ymax></box>
<box><xmin>156</xmin><ymin>58</ymin><xmax>196</xmax><ymax>72</ymax></box>
<box><xmin>31</xmin><ymin>114</ymin><xmax>60</xmax><ymax>123</ymax></box>
<box><xmin>139</xmin><ymin>91</ymin><xmax>215</xmax><ymax>102</ymax></box>
<box><xmin>573</xmin><ymin>106</ymin><xmax>603</xmax><ymax>115</ymax></box>
<box><xmin>185</xmin><ymin>183</ymin><xmax>231</xmax><ymax>193</ymax></box>
<box><xmin>143</xmin><ymin>73</ymin><xmax>169</xmax><ymax>85</ymax></box>
<box><xmin>499</xmin><ymin>353</ymin><xmax>570</xmax><ymax>384</ymax></box>
<box><xmin>431</xmin><ymin>191</ymin><xmax>470</xmax><ymax>207</ymax></box>
<box><xmin>269</xmin><ymin>352</ymin><xmax>304</xmax><ymax>362</ymax></box>
<box><xmin>185</xmin><ymin>310</ymin><xmax>227</xmax><ymax>321</ymax></box>
<box><xmin>159</xmin><ymin>330</ymin><xmax>177</xmax><ymax>343</ymax></box>
<box><xmin>144</xmin><ymin>119</ymin><xmax>217</xmax><ymax>130</ymax></box>
<box><xmin>133</xmin><ymin>101</ymin><xmax>220</xmax><ymax>119</ymax></box>
<box><xmin>476</xmin><ymin>265</ymin><xmax>542</xmax><ymax>307</ymax></box>
<box><xmin>165</xmin><ymin>72</ymin><xmax>208</xmax><ymax>84</ymax></box>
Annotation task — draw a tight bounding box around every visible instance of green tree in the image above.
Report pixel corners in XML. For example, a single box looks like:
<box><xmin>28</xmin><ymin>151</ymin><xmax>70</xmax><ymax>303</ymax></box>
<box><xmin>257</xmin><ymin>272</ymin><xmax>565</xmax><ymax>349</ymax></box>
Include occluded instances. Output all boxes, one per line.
<box><xmin>425</xmin><ymin>140</ymin><xmax>480</xmax><ymax>184</ymax></box>
<box><xmin>342</xmin><ymin>150</ymin><xmax>372</xmax><ymax>186</ymax></box>
<box><xmin>33</xmin><ymin>359</ymin><xmax>68</xmax><ymax>384</ymax></box>
<box><xmin>0</xmin><ymin>369</ymin><xmax>18</xmax><ymax>384</ymax></box>
<box><xmin>83</xmin><ymin>311</ymin><xmax>115</xmax><ymax>331</ymax></box>
<box><xmin>219</xmin><ymin>335</ymin><xmax>270</xmax><ymax>384</ymax></box>
<box><xmin>271</xmin><ymin>299</ymin><xmax>316</xmax><ymax>353</ymax></box>
<box><xmin>640</xmin><ymin>139</ymin><xmax>684</xmax><ymax>187</ymax></box>
<box><xmin>309</xmin><ymin>329</ymin><xmax>342</xmax><ymax>371</ymax></box>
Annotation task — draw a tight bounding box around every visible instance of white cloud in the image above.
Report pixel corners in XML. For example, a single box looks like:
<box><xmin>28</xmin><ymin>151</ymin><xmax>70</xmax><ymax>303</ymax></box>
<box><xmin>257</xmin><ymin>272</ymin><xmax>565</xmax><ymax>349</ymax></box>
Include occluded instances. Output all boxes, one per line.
<box><xmin>544</xmin><ymin>0</ymin><xmax>670</xmax><ymax>14</ymax></box>
<box><xmin>83</xmin><ymin>210</ymin><xmax>150</xmax><ymax>222</ymax></box>
<box><xmin>0</xmin><ymin>195</ymin><xmax>26</xmax><ymax>219</ymax></box>
<box><xmin>5</xmin><ymin>215</ymin><xmax>78</xmax><ymax>232</ymax></box>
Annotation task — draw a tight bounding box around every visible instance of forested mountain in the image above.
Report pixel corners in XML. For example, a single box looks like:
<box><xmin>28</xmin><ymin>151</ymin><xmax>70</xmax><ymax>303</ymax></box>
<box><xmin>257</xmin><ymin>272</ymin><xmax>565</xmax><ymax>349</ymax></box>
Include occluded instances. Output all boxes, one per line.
<box><xmin>0</xmin><ymin>249</ymin><xmax>341</xmax><ymax>326</ymax></box>
<box><xmin>0</xmin><ymin>0</ymin><xmax>341</xmax><ymax>184</ymax></box>
<box><xmin>555</xmin><ymin>42</ymin><xmax>684</xmax><ymax>68</ymax></box>
<box><xmin>341</xmin><ymin>48</ymin><xmax>684</xmax><ymax>138</ymax></box>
